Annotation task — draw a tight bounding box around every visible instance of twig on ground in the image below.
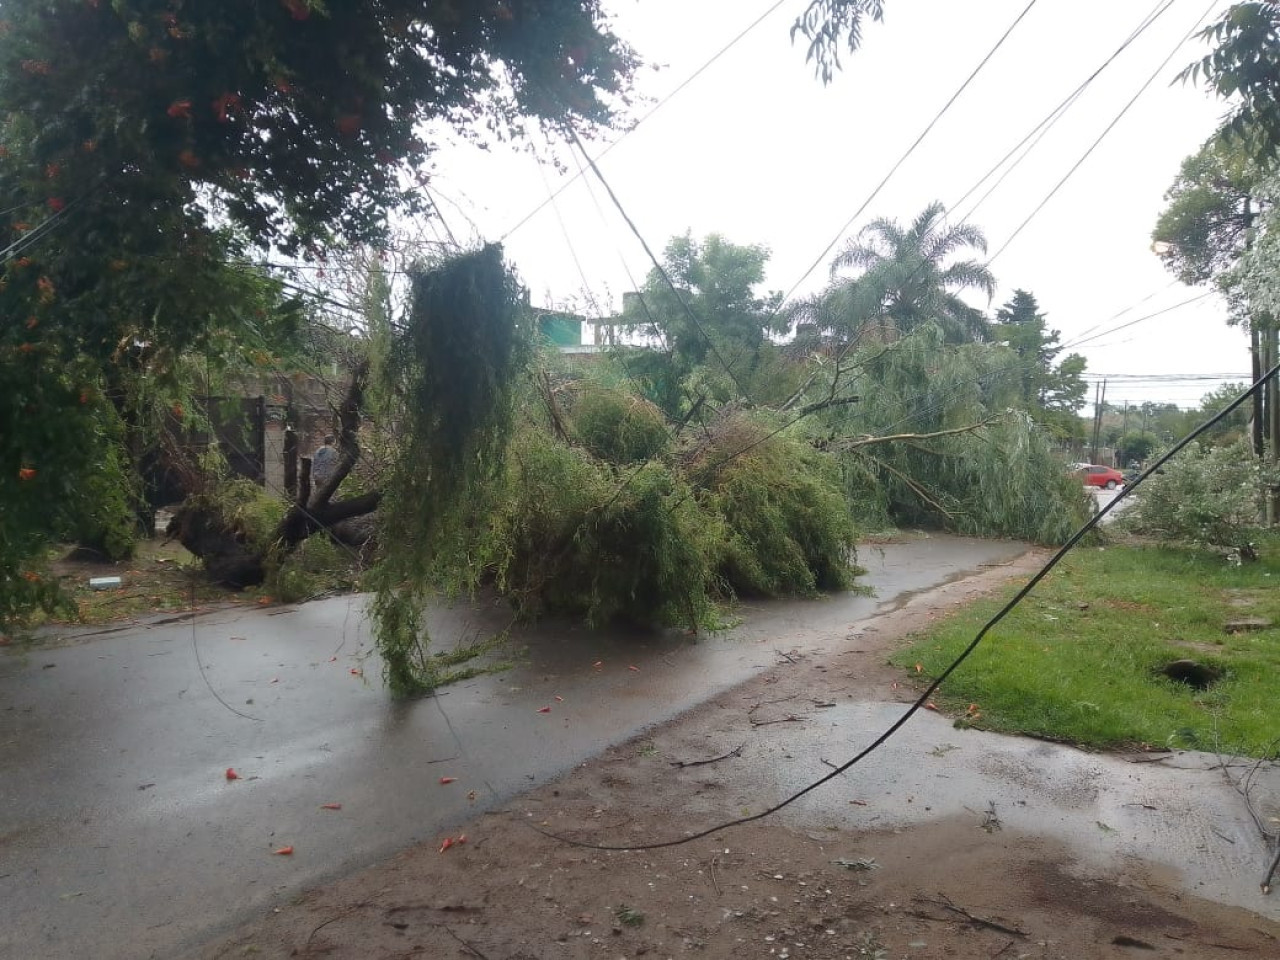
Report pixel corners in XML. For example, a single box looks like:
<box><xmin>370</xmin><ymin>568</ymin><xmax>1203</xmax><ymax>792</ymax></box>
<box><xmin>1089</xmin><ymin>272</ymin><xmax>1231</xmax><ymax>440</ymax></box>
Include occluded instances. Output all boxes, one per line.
<box><xmin>914</xmin><ymin>894</ymin><xmax>1027</xmax><ymax>937</ymax></box>
<box><xmin>431</xmin><ymin>922</ymin><xmax>492</xmax><ymax>959</ymax></box>
<box><xmin>1263</xmin><ymin>845</ymin><xmax>1280</xmax><ymax>895</ymax></box>
<box><xmin>302</xmin><ymin>902</ymin><xmax>368</xmax><ymax>953</ymax></box>
<box><xmin>709</xmin><ymin>855</ymin><xmax>722</xmax><ymax>896</ymax></box>
<box><xmin>820</xmin><ymin>757</ymin><xmax>839</xmax><ymax>770</ymax></box>
<box><xmin>750</xmin><ymin>714</ymin><xmax>809</xmax><ymax>727</ymax></box>
<box><xmin>670</xmin><ymin>744</ymin><xmax>745</xmax><ymax>769</ymax></box>
<box><xmin>991</xmin><ymin>940</ymin><xmax>1016</xmax><ymax>958</ymax></box>
<box><xmin>775</xmin><ymin>649</ymin><xmax>801</xmax><ymax>664</ymax></box>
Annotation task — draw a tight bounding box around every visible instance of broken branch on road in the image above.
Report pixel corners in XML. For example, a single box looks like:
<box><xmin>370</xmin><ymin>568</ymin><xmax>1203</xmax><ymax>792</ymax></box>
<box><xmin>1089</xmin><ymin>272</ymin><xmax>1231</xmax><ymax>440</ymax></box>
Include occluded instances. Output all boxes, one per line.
<box><xmin>670</xmin><ymin>744</ymin><xmax>745</xmax><ymax>768</ymax></box>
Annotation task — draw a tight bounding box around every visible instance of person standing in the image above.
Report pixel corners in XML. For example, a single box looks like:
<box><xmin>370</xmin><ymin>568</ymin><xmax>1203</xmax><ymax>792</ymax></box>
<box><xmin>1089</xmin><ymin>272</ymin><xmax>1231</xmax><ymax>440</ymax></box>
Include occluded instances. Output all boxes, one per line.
<box><xmin>311</xmin><ymin>434</ymin><xmax>338</xmax><ymax>490</ymax></box>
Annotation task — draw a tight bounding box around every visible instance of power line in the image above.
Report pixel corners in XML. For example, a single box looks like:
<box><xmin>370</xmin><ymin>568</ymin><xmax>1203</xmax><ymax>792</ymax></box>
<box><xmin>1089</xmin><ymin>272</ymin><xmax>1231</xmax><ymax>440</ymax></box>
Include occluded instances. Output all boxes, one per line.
<box><xmin>950</xmin><ymin>0</ymin><xmax>1178</xmax><ymax>224</ymax></box>
<box><xmin>986</xmin><ymin>0</ymin><xmax>1221</xmax><ymax>266</ymax></box>
<box><xmin>1062</xmin><ymin>291</ymin><xmax>1216</xmax><ymax>349</ymax></box>
<box><xmin>500</xmin><ymin>0</ymin><xmax>791</xmax><ymax>243</ymax></box>
<box><xmin>533</xmin><ymin>358</ymin><xmax>1280</xmax><ymax>852</ymax></box>
<box><xmin>776</xmin><ymin>0</ymin><xmax>1041</xmax><ymax>310</ymax></box>
<box><xmin>565</xmin><ymin>126</ymin><xmax>751</xmax><ymax>399</ymax></box>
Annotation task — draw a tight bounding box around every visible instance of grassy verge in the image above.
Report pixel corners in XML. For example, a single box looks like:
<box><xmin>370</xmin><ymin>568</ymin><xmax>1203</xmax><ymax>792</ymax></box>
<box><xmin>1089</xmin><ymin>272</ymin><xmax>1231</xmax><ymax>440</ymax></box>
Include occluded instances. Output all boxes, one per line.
<box><xmin>893</xmin><ymin>535</ymin><xmax>1280</xmax><ymax>758</ymax></box>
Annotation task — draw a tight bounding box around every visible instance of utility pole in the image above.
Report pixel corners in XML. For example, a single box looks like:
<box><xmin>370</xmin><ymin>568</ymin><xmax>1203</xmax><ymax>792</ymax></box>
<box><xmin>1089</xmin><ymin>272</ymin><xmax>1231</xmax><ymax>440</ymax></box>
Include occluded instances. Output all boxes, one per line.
<box><xmin>1090</xmin><ymin>380</ymin><xmax>1107</xmax><ymax>464</ymax></box>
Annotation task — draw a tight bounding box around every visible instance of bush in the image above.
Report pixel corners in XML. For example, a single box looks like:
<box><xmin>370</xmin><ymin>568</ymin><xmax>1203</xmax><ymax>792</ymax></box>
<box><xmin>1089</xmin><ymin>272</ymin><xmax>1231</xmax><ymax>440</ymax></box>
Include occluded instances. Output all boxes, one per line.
<box><xmin>484</xmin><ymin>428</ymin><xmax>721</xmax><ymax>629</ymax></box>
<box><xmin>1119</xmin><ymin>440</ymin><xmax>1275</xmax><ymax>559</ymax></box>
<box><xmin>570</xmin><ymin>384</ymin><xmax>671</xmax><ymax>465</ymax></box>
<box><xmin>690</xmin><ymin>416</ymin><xmax>859</xmax><ymax>596</ymax></box>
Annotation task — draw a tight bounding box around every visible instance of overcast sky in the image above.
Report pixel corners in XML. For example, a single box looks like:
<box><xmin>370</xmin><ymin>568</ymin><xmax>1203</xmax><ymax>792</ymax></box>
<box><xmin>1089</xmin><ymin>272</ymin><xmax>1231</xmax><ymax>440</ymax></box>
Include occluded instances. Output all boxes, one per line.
<box><xmin>427</xmin><ymin>0</ymin><xmax>1247</xmax><ymax>409</ymax></box>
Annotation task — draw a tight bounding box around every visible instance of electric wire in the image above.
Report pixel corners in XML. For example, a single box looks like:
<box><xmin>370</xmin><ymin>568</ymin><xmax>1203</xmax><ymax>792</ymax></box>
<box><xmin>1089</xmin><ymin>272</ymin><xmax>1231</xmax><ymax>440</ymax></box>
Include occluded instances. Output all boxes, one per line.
<box><xmin>500</xmin><ymin>0</ymin><xmax>791</xmax><ymax>243</ymax></box>
<box><xmin>986</xmin><ymin>0</ymin><xmax>1221</xmax><ymax>267</ymax></box>
<box><xmin>949</xmin><ymin>0</ymin><xmax>1177</xmax><ymax>223</ymax></box>
<box><xmin>533</xmin><ymin>358</ymin><xmax>1280</xmax><ymax>851</ymax></box>
<box><xmin>775</xmin><ymin>0</ymin><xmax>1040</xmax><ymax>313</ymax></box>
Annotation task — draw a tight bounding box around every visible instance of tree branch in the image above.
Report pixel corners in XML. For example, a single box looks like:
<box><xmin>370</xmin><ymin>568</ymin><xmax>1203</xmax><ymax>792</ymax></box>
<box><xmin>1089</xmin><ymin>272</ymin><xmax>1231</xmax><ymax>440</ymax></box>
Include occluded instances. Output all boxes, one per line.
<box><xmin>864</xmin><ymin>453</ymin><xmax>957</xmax><ymax>521</ymax></box>
<box><xmin>836</xmin><ymin>416</ymin><xmax>1003</xmax><ymax>450</ymax></box>
<box><xmin>310</xmin><ymin>358</ymin><xmax>371</xmax><ymax>510</ymax></box>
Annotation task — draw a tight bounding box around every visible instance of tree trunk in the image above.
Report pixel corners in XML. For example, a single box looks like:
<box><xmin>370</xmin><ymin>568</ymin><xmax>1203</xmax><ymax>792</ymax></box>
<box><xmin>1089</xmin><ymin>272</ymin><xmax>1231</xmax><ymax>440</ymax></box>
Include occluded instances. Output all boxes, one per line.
<box><xmin>171</xmin><ymin>361</ymin><xmax>381</xmax><ymax>587</ymax></box>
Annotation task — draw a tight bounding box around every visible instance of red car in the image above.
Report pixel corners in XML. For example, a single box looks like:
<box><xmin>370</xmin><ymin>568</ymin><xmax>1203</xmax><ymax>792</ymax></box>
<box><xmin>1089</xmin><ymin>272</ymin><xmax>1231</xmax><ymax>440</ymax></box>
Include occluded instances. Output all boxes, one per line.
<box><xmin>1075</xmin><ymin>464</ymin><xmax>1124</xmax><ymax>489</ymax></box>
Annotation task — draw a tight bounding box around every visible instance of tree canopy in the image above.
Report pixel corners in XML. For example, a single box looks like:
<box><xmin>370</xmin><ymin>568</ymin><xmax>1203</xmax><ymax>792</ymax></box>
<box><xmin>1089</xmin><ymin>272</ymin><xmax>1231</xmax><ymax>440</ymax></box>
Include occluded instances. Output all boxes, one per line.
<box><xmin>991</xmin><ymin>289</ymin><xmax>1087</xmax><ymax>437</ymax></box>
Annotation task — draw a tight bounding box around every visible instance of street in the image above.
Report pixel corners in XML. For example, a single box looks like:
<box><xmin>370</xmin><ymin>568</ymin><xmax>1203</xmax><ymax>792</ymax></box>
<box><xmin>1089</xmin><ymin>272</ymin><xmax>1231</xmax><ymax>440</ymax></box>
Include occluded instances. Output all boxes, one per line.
<box><xmin>0</xmin><ymin>536</ymin><xmax>1025</xmax><ymax>960</ymax></box>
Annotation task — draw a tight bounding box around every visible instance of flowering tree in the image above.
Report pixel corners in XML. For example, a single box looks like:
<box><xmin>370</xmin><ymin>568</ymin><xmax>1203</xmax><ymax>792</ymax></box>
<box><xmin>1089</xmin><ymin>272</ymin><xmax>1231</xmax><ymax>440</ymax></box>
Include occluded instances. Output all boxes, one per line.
<box><xmin>0</xmin><ymin>0</ymin><xmax>635</xmax><ymax>625</ymax></box>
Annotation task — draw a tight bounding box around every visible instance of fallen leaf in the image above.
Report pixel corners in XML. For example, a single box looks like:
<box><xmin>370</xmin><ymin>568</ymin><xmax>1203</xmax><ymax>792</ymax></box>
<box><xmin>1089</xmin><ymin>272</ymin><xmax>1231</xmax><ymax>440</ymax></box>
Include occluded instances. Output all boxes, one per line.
<box><xmin>537</xmin><ymin>706</ymin><xmax>552</xmax><ymax>714</ymax></box>
<box><xmin>554</xmin><ymin>695</ymin><xmax>564</xmax><ymax>702</ymax></box>
<box><xmin>628</xmin><ymin>665</ymin><xmax>640</xmax><ymax>672</ymax></box>
<box><xmin>225</xmin><ymin>767</ymin><xmax>240</xmax><ymax>781</ymax></box>
<box><xmin>456</xmin><ymin>834</ymin><xmax>467</xmax><ymax>844</ymax></box>
<box><xmin>270</xmin><ymin>678</ymin><xmax>279</xmax><ymax>684</ymax></box>
<box><xmin>320</xmin><ymin>803</ymin><xmax>342</xmax><ymax>811</ymax></box>
<box><xmin>439</xmin><ymin>837</ymin><xmax>455</xmax><ymax>854</ymax></box>
<box><xmin>439</xmin><ymin>777</ymin><xmax>457</xmax><ymax>785</ymax></box>
<box><xmin>273</xmin><ymin>845</ymin><xmax>294</xmax><ymax>855</ymax></box>
<box><xmin>914</xmin><ymin>663</ymin><xmax>922</xmax><ymax>673</ymax></box>
<box><xmin>257</xmin><ymin>597</ymin><xmax>271</xmax><ymax>605</ymax></box>
<box><xmin>328</xmin><ymin>656</ymin><xmax>337</xmax><ymax>662</ymax></box>
<box><xmin>925</xmin><ymin>702</ymin><xmax>938</xmax><ymax>711</ymax></box>
<box><xmin>592</xmin><ymin>660</ymin><xmax>603</xmax><ymax>668</ymax></box>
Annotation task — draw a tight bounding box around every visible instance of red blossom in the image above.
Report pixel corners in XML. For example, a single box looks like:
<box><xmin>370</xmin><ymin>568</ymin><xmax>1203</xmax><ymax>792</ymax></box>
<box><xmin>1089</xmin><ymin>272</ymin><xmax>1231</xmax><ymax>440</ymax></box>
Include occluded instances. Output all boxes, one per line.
<box><xmin>25</xmin><ymin>316</ymin><xmax>38</xmax><ymax>329</ymax></box>
<box><xmin>212</xmin><ymin>92</ymin><xmax>242</xmax><ymax>123</ymax></box>
<box><xmin>178</xmin><ymin>149</ymin><xmax>200</xmax><ymax>169</ymax></box>
<box><xmin>15</xmin><ymin>257</ymin><xmax>31</xmax><ymax>268</ymax></box>
<box><xmin>18</xmin><ymin>467</ymin><xmax>36</xmax><ymax>480</ymax></box>
<box><xmin>281</xmin><ymin>0</ymin><xmax>311</xmax><ymax>21</ymax></box>
<box><xmin>47</xmin><ymin>197</ymin><xmax>65</xmax><ymax>213</ymax></box>
<box><xmin>167</xmin><ymin>99</ymin><xmax>192</xmax><ymax>119</ymax></box>
<box><xmin>336</xmin><ymin>114</ymin><xmax>361</xmax><ymax>136</ymax></box>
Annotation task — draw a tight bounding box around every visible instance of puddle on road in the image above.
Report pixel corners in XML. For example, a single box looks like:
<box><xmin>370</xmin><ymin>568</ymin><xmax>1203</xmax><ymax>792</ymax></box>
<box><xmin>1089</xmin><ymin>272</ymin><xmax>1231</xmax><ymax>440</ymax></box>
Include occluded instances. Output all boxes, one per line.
<box><xmin>738</xmin><ymin>701</ymin><xmax>1280</xmax><ymax>920</ymax></box>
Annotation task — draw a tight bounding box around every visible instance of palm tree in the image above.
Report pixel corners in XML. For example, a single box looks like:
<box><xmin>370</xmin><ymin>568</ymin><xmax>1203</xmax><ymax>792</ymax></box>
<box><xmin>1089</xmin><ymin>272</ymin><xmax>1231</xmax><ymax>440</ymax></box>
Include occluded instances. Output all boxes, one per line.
<box><xmin>827</xmin><ymin>201</ymin><xmax>996</xmax><ymax>344</ymax></box>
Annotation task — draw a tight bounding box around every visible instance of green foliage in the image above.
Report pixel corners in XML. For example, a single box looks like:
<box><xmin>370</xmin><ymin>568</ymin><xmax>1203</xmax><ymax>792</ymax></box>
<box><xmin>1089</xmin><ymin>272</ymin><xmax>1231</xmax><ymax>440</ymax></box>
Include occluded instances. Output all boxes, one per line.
<box><xmin>267</xmin><ymin>536</ymin><xmax>357</xmax><ymax>605</ymax></box>
<box><xmin>1117</xmin><ymin>431</ymin><xmax>1159</xmax><ymax>465</ymax></box>
<box><xmin>1120</xmin><ymin>440</ymin><xmax>1275</xmax><ymax>558</ymax></box>
<box><xmin>369</xmin><ymin>246</ymin><xmax>528</xmax><ymax>697</ymax></box>
<box><xmin>792</xmin><ymin>1</ymin><xmax>887</xmax><ymax>84</ymax></box>
<box><xmin>1152</xmin><ymin>136</ymin><xmax>1259</xmax><ymax>289</ymax></box>
<box><xmin>898</xmin><ymin>538</ymin><xmax>1280</xmax><ymax>757</ymax></box>
<box><xmin>481</xmin><ymin>427</ymin><xmax>721</xmax><ymax>629</ymax></box>
<box><xmin>812</xmin><ymin>329</ymin><xmax>1090</xmax><ymax>544</ymax></box>
<box><xmin>814</xmin><ymin>201</ymin><xmax>994</xmax><ymax>346</ymax></box>
<box><xmin>0</xmin><ymin>0</ymin><xmax>635</xmax><ymax>628</ymax></box>
<box><xmin>1182</xmin><ymin>3</ymin><xmax>1280</xmax><ymax>159</ymax></box>
<box><xmin>570</xmin><ymin>385</ymin><xmax>671</xmax><ymax>465</ymax></box>
<box><xmin>694</xmin><ymin>417</ymin><xmax>858</xmax><ymax>597</ymax></box>
<box><xmin>991</xmin><ymin>289</ymin><xmax>1088</xmax><ymax>437</ymax></box>
<box><xmin>617</xmin><ymin>232</ymin><xmax>785</xmax><ymax>416</ymax></box>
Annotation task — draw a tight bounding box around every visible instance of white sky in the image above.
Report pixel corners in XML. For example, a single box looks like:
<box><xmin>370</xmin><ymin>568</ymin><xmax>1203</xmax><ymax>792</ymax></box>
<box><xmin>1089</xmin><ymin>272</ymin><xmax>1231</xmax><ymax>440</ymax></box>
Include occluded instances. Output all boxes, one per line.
<box><xmin>426</xmin><ymin>0</ymin><xmax>1250</xmax><ymax>409</ymax></box>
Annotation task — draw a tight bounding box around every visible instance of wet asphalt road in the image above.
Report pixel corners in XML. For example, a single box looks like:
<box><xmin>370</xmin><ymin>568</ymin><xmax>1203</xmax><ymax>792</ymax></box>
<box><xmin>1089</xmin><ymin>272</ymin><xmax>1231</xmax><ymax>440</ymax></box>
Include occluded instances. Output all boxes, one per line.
<box><xmin>0</xmin><ymin>535</ymin><xmax>1025</xmax><ymax>960</ymax></box>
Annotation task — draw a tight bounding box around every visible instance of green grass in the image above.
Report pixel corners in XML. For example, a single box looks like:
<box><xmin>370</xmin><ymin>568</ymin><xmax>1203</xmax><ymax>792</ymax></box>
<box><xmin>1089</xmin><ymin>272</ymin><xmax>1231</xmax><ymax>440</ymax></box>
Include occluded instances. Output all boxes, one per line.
<box><xmin>893</xmin><ymin>536</ymin><xmax>1280</xmax><ymax>758</ymax></box>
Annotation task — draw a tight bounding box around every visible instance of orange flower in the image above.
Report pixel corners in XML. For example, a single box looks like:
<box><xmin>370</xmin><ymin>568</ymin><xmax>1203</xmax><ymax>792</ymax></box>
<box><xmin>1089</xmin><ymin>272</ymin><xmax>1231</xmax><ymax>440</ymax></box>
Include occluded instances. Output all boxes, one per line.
<box><xmin>82</xmin><ymin>139</ymin><xmax>97</xmax><ymax>153</ymax></box>
<box><xmin>25</xmin><ymin>316</ymin><xmax>37</xmax><ymax>329</ymax></box>
<box><xmin>16</xmin><ymin>257</ymin><xmax>32</xmax><ymax>268</ymax></box>
<box><xmin>18</xmin><ymin>343</ymin><xmax>33</xmax><ymax>353</ymax></box>
<box><xmin>47</xmin><ymin>197</ymin><xmax>65</xmax><ymax>212</ymax></box>
<box><xmin>171</xmin><ymin>402</ymin><xmax>184</xmax><ymax>419</ymax></box>
<box><xmin>18</xmin><ymin>467</ymin><xmax>36</xmax><ymax>480</ymax></box>
<box><xmin>167</xmin><ymin>99</ymin><xmax>192</xmax><ymax>119</ymax></box>
<box><xmin>212</xmin><ymin>92</ymin><xmax>241</xmax><ymax>123</ymax></box>
<box><xmin>13</xmin><ymin>222</ymin><xmax>30</xmax><ymax>232</ymax></box>
<box><xmin>178</xmin><ymin>149</ymin><xmax>200</xmax><ymax>168</ymax></box>
<box><xmin>44</xmin><ymin>162</ymin><xmax>59</xmax><ymax>180</ymax></box>
<box><xmin>22</xmin><ymin>571</ymin><xmax>39</xmax><ymax>582</ymax></box>
<box><xmin>37</xmin><ymin>275</ymin><xmax>55</xmax><ymax>302</ymax></box>
<box><xmin>79</xmin><ymin>389</ymin><xmax>90</xmax><ymax>404</ymax></box>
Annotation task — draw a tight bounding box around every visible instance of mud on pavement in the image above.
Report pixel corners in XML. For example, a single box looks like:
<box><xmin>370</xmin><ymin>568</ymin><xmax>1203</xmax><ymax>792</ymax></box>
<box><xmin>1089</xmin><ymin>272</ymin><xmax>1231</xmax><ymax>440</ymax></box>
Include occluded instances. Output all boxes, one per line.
<box><xmin>200</xmin><ymin>555</ymin><xmax>1280</xmax><ymax>960</ymax></box>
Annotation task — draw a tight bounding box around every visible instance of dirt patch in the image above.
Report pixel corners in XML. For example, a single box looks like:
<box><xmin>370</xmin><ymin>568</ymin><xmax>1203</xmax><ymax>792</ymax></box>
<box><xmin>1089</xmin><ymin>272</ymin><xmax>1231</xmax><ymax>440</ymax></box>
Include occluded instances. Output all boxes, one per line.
<box><xmin>196</xmin><ymin>552</ymin><xmax>1280</xmax><ymax>960</ymax></box>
